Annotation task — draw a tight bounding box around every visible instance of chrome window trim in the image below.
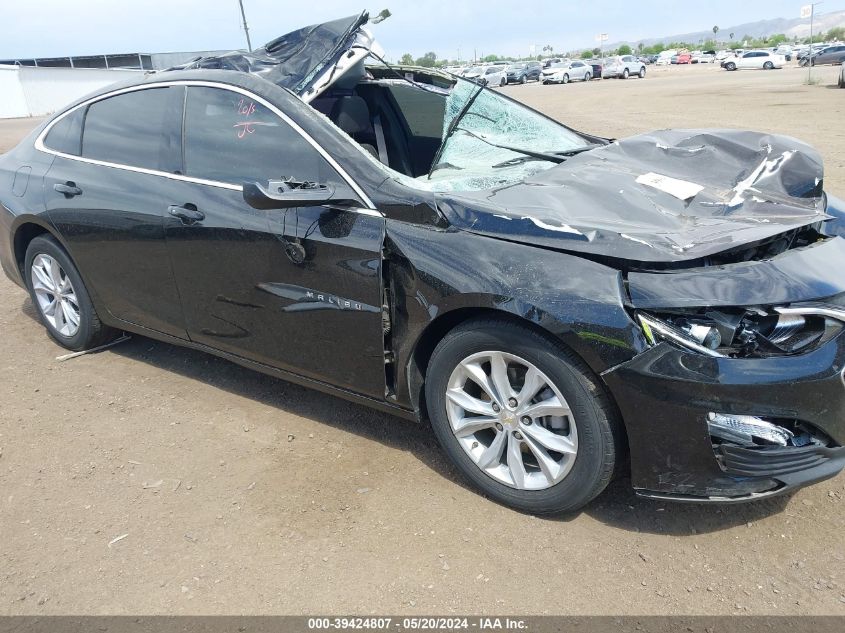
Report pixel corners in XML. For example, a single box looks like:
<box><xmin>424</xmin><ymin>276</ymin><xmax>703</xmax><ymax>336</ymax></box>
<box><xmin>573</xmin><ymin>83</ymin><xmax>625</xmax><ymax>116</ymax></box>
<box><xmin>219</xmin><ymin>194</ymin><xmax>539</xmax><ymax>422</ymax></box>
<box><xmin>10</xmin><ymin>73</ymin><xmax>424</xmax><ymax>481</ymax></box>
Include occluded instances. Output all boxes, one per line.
<box><xmin>34</xmin><ymin>79</ymin><xmax>379</xmax><ymax>213</ymax></box>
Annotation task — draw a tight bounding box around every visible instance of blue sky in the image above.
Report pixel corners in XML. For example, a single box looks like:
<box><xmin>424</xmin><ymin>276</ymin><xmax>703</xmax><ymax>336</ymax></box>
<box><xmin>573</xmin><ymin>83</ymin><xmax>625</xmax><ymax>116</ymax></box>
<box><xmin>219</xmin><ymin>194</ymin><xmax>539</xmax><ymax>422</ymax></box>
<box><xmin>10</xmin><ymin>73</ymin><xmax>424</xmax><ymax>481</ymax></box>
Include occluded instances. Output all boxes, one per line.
<box><xmin>3</xmin><ymin>0</ymin><xmax>845</xmax><ymax>60</ymax></box>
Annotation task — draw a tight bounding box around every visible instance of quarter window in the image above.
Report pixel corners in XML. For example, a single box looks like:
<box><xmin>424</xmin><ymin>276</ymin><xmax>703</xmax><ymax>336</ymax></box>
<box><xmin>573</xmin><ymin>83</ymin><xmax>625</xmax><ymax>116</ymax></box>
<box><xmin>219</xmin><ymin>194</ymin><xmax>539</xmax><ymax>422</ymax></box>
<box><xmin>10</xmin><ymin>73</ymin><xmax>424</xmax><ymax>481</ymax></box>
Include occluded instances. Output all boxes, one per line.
<box><xmin>81</xmin><ymin>87</ymin><xmax>181</xmax><ymax>171</ymax></box>
<box><xmin>183</xmin><ymin>86</ymin><xmax>333</xmax><ymax>186</ymax></box>
<box><xmin>43</xmin><ymin>107</ymin><xmax>84</xmax><ymax>156</ymax></box>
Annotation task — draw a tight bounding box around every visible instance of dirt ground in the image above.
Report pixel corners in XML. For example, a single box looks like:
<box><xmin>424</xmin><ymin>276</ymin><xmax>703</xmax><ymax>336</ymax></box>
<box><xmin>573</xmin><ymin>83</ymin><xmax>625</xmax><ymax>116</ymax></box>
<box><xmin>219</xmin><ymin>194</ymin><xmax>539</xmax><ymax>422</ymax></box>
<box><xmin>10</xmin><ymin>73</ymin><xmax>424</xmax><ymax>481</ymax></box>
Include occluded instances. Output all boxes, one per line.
<box><xmin>1</xmin><ymin>63</ymin><xmax>844</xmax><ymax>616</ymax></box>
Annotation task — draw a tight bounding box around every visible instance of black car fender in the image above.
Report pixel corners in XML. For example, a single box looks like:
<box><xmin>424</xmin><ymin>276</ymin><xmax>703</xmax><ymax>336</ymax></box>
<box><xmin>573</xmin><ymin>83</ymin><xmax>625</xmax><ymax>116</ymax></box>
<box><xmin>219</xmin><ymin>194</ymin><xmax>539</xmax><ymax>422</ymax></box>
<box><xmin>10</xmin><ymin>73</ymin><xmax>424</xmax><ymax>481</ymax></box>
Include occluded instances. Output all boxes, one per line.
<box><xmin>382</xmin><ymin>220</ymin><xmax>647</xmax><ymax>416</ymax></box>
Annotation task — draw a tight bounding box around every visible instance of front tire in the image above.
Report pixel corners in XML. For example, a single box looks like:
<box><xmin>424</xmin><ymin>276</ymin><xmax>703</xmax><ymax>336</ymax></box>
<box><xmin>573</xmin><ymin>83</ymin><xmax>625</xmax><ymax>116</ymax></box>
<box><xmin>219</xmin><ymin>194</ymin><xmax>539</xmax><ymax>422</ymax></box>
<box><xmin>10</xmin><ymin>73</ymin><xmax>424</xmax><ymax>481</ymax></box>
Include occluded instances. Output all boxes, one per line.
<box><xmin>562</xmin><ymin>73</ymin><xmax>569</xmax><ymax>84</ymax></box>
<box><xmin>425</xmin><ymin>319</ymin><xmax>623</xmax><ymax>514</ymax></box>
<box><xmin>584</xmin><ymin>72</ymin><xmax>592</xmax><ymax>81</ymax></box>
<box><xmin>638</xmin><ymin>66</ymin><xmax>646</xmax><ymax>78</ymax></box>
<box><xmin>763</xmin><ymin>61</ymin><xmax>774</xmax><ymax>70</ymax></box>
<box><xmin>726</xmin><ymin>62</ymin><xmax>736</xmax><ymax>71</ymax></box>
<box><xmin>622</xmin><ymin>68</ymin><xmax>629</xmax><ymax>79</ymax></box>
<box><xmin>25</xmin><ymin>235</ymin><xmax>118</xmax><ymax>351</ymax></box>
<box><xmin>520</xmin><ymin>75</ymin><xmax>526</xmax><ymax>84</ymax></box>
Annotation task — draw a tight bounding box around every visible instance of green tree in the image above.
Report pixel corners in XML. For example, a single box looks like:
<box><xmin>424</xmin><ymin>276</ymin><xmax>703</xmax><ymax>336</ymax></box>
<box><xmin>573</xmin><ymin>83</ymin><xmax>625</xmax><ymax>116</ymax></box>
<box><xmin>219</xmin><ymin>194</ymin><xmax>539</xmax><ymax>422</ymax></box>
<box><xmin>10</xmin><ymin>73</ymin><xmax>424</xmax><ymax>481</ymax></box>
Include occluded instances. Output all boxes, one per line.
<box><xmin>581</xmin><ymin>50</ymin><xmax>593</xmax><ymax>59</ymax></box>
<box><xmin>482</xmin><ymin>54</ymin><xmax>500</xmax><ymax>62</ymax></box>
<box><xmin>415</xmin><ymin>51</ymin><xmax>437</xmax><ymax>67</ymax></box>
<box><xmin>827</xmin><ymin>27</ymin><xmax>845</xmax><ymax>41</ymax></box>
<box><xmin>399</xmin><ymin>53</ymin><xmax>414</xmax><ymax>65</ymax></box>
<box><xmin>618</xmin><ymin>44</ymin><xmax>632</xmax><ymax>55</ymax></box>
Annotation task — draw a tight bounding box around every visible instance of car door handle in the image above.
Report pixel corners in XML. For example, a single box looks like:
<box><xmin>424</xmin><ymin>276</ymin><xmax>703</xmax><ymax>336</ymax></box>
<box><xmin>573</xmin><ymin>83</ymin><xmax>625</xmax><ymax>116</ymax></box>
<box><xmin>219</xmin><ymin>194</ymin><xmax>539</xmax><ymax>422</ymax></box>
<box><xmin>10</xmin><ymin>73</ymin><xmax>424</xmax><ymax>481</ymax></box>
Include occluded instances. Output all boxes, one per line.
<box><xmin>53</xmin><ymin>182</ymin><xmax>82</xmax><ymax>197</ymax></box>
<box><xmin>168</xmin><ymin>204</ymin><xmax>205</xmax><ymax>224</ymax></box>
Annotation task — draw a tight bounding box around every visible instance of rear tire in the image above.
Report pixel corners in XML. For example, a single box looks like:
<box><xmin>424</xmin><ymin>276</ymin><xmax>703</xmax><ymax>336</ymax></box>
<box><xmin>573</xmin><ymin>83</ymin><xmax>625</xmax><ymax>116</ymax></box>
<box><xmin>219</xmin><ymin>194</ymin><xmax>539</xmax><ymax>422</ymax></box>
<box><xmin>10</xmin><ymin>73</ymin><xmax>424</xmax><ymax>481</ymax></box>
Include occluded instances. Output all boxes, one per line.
<box><xmin>562</xmin><ymin>73</ymin><xmax>569</xmax><ymax>84</ymax></box>
<box><xmin>520</xmin><ymin>75</ymin><xmax>526</xmax><ymax>84</ymax></box>
<box><xmin>584</xmin><ymin>72</ymin><xmax>592</xmax><ymax>81</ymax></box>
<box><xmin>638</xmin><ymin>66</ymin><xmax>646</xmax><ymax>78</ymax></box>
<box><xmin>763</xmin><ymin>61</ymin><xmax>774</xmax><ymax>70</ymax></box>
<box><xmin>425</xmin><ymin>318</ymin><xmax>623</xmax><ymax>514</ymax></box>
<box><xmin>25</xmin><ymin>235</ymin><xmax>118</xmax><ymax>352</ymax></box>
<box><xmin>622</xmin><ymin>68</ymin><xmax>629</xmax><ymax>79</ymax></box>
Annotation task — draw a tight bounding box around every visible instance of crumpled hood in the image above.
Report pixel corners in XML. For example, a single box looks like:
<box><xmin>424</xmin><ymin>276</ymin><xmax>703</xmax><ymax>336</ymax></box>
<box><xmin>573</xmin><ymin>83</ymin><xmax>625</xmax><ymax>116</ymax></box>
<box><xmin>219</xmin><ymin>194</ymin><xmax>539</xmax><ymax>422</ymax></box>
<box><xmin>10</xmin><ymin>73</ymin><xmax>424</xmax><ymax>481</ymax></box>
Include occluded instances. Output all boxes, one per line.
<box><xmin>436</xmin><ymin>129</ymin><xmax>827</xmax><ymax>263</ymax></box>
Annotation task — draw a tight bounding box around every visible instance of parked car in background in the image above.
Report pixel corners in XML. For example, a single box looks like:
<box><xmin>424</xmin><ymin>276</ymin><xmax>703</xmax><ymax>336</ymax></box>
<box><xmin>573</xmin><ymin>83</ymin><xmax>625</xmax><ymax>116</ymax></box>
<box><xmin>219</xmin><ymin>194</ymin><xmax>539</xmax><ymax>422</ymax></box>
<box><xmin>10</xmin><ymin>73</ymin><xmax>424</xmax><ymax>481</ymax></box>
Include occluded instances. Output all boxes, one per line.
<box><xmin>461</xmin><ymin>65</ymin><xmax>484</xmax><ymax>80</ymax></box>
<box><xmin>542</xmin><ymin>58</ymin><xmax>562</xmax><ymax>69</ymax></box>
<box><xmin>655</xmin><ymin>51</ymin><xmax>676</xmax><ymax>65</ymax></box>
<box><xmin>506</xmin><ymin>61</ymin><xmax>542</xmax><ymax>84</ymax></box>
<box><xmin>802</xmin><ymin>45</ymin><xmax>845</xmax><ymax>66</ymax></box>
<box><xmin>722</xmin><ymin>50</ymin><xmax>786</xmax><ymax>71</ymax></box>
<box><xmin>602</xmin><ymin>55</ymin><xmax>646</xmax><ymax>79</ymax></box>
<box><xmin>588</xmin><ymin>59</ymin><xmax>604</xmax><ymax>78</ymax></box>
<box><xmin>541</xmin><ymin>60</ymin><xmax>592</xmax><ymax>84</ymax></box>
<box><xmin>775</xmin><ymin>45</ymin><xmax>793</xmax><ymax>61</ymax></box>
<box><xmin>477</xmin><ymin>64</ymin><xmax>508</xmax><ymax>86</ymax></box>
<box><xmin>677</xmin><ymin>52</ymin><xmax>692</xmax><ymax>64</ymax></box>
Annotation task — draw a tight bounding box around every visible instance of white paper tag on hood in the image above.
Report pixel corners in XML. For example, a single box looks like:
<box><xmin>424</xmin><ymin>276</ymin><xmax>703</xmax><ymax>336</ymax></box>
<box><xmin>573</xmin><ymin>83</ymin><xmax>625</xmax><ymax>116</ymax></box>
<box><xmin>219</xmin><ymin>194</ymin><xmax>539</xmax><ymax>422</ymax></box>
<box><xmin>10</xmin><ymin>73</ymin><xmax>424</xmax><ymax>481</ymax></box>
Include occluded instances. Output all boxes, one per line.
<box><xmin>636</xmin><ymin>172</ymin><xmax>704</xmax><ymax>201</ymax></box>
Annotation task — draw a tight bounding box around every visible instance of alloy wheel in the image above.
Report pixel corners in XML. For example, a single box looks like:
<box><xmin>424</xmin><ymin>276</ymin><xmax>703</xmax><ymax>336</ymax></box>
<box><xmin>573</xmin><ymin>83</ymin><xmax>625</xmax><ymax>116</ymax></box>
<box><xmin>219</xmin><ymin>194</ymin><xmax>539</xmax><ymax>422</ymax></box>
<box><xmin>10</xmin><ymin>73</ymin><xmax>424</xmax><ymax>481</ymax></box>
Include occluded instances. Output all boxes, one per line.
<box><xmin>445</xmin><ymin>350</ymin><xmax>578</xmax><ymax>490</ymax></box>
<box><xmin>30</xmin><ymin>253</ymin><xmax>81</xmax><ymax>337</ymax></box>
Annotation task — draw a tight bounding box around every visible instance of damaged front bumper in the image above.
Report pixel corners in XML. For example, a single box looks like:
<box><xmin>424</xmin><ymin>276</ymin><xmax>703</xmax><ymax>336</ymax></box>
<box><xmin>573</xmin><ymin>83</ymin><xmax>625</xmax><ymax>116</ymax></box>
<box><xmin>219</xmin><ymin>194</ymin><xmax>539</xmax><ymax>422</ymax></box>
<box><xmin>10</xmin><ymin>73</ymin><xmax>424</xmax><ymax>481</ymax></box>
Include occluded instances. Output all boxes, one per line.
<box><xmin>602</xmin><ymin>331</ymin><xmax>845</xmax><ymax>502</ymax></box>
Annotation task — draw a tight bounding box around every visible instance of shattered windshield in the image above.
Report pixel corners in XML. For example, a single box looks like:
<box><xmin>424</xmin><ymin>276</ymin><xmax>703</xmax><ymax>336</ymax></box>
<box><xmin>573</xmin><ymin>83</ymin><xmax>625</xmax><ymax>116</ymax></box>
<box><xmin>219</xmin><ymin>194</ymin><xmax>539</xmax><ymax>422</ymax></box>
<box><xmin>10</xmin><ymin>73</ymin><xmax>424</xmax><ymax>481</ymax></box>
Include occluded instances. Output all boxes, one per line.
<box><xmin>424</xmin><ymin>78</ymin><xmax>590</xmax><ymax>187</ymax></box>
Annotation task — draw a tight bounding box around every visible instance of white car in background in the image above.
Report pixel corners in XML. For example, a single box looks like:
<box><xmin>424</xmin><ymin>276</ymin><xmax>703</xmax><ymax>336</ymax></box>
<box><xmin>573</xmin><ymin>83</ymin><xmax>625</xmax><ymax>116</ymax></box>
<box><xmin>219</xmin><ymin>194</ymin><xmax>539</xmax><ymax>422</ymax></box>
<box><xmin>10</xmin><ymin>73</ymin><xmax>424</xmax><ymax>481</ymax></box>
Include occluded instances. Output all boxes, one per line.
<box><xmin>463</xmin><ymin>65</ymin><xmax>508</xmax><ymax>86</ymax></box>
<box><xmin>722</xmin><ymin>50</ymin><xmax>786</xmax><ymax>71</ymax></box>
<box><xmin>541</xmin><ymin>60</ymin><xmax>593</xmax><ymax>84</ymax></box>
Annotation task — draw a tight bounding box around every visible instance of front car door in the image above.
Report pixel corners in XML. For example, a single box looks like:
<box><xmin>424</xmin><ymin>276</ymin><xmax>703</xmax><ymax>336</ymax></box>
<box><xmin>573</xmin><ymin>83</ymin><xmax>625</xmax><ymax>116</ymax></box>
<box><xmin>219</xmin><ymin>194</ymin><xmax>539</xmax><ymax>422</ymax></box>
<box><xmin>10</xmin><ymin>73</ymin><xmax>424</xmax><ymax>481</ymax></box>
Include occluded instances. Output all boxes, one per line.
<box><xmin>163</xmin><ymin>83</ymin><xmax>388</xmax><ymax>398</ymax></box>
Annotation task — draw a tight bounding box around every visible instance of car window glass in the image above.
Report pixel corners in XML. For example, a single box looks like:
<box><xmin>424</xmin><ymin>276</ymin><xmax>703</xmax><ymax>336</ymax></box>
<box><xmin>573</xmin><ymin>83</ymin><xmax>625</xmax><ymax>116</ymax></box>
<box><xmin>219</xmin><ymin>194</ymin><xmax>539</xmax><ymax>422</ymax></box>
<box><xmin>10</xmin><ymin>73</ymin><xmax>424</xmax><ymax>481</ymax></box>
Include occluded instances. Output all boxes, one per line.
<box><xmin>183</xmin><ymin>86</ymin><xmax>335</xmax><ymax>186</ymax></box>
<box><xmin>81</xmin><ymin>87</ymin><xmax>178</xmax><ymax>171</ymax></box>
<box><xmin>43</xmin><ymin>107</ymin><xmax>84</xmax><ymax>156</ymax></box>
<box><xmin>387</xmin><ymin>83</ymin><xmax>447</xmax><ymax>138</ymax></box>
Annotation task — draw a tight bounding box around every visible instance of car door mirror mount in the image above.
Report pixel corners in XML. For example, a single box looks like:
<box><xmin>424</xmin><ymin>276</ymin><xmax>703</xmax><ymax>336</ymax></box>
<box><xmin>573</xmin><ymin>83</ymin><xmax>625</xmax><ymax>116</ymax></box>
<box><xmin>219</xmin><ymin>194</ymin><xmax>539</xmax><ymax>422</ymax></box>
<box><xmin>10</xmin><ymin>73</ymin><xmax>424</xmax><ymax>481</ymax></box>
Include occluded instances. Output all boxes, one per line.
<box><xmin>243</xmin><ymin>178</ymin><xmax>348</xmax><ymax>210</ymax></box>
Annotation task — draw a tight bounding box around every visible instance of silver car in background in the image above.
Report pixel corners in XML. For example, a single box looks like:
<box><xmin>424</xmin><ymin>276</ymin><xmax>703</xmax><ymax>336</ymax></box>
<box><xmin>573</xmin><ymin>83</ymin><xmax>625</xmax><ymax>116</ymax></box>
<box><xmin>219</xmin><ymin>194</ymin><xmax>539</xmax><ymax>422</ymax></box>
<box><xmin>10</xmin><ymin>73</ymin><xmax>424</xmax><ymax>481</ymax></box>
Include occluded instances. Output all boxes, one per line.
<box><xmin>541</xmin><ymin>60</ymin><xmax>592</xmax><ymax>84</ymax></box>
<box><xmin>602</xmin><ymin>55</ymin><xmax>647</xmax><ymax>79</ymax></box>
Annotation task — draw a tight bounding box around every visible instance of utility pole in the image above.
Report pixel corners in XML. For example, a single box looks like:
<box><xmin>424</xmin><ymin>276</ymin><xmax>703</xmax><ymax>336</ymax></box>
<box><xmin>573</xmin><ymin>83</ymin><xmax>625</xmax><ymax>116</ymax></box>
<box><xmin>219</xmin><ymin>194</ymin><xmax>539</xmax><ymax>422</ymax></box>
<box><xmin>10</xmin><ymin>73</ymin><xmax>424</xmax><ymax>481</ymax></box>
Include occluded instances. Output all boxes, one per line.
<box><xmin>802</xmin><ymin>2</ymin><xmax>822</xmax><ymax>82</ymax></box>
<box><xmin>237</xmin><ymin>0</ymin><xmax>253</xmax><ymax>52</ymax></box>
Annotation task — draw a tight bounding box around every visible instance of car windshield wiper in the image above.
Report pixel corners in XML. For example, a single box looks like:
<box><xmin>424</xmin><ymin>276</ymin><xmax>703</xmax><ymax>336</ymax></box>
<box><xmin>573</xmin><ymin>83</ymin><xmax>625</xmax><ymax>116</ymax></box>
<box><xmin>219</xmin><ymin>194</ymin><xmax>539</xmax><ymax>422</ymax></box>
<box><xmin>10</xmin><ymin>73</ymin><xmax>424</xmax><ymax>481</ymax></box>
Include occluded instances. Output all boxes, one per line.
<box><xmin>492</xmin><ymin>143</ymin><xmax>603</xmax><ymax>167</ymax></box>
<box><xmin>426</xmin><ymin>83</ymin><xmax>486</xmax><ymax>179</ymax></box>
<box><xmin>456</xmin><ymin>128</ymin><xmax>569</xmax><ymax>164</ymax></box>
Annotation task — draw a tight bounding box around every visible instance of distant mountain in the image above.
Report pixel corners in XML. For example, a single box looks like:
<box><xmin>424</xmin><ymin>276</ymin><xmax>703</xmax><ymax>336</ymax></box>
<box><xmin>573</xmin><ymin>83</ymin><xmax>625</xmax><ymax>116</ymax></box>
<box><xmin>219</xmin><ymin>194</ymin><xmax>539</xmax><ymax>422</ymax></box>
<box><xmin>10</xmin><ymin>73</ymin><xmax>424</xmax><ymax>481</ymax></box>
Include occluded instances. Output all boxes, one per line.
<box><xmin>605</xmin><ymin>9</ymin><xmax>845</xmax><ymax>50</ymax></box>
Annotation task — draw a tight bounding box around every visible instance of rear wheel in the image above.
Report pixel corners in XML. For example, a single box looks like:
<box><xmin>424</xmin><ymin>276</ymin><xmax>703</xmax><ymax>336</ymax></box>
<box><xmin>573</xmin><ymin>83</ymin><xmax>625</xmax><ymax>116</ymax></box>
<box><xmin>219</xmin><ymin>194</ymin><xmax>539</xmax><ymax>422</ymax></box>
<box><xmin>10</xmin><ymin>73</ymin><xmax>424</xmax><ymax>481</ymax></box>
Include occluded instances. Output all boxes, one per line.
<box><xmin>622</xmin><ymin>68</ymin><xmax>629</xmax><ymax>79</ymax></box>
<box><xmin>763</xmin><ymin>61</ymin><xmax>774</xmax><ymax>70</ymax></box>
<box><xmin>520</xmin><ymin>75</ymin><xmax>526</xmax><ymax>84</ymax></box>
<box><xmin>638</xmin><ymin>66</ymin><xmax>646</xmax><ymax>78</ymax></box>
<box><xmin>562</xmin><ymin>73</ymin><xmax>569</xmax><ymax>84</ymax></box>
<box><xmin>425</xmin><ymin>319</ymin><xmax>623</xmax><ymax>514</ymax></box>
<box><xmin>500</xmin><ymin>78</ymin><xmax>506</xmax><ymax>87</ymax></box>
<box><xmin>584</xmin><ymin>72</ymin><xmax>592</xmax><ymax>81</ymax></box>
<box><xmin>25</xmin><ymin>235</ymin><xmax>118</xmax><ymax>351</ymax></box>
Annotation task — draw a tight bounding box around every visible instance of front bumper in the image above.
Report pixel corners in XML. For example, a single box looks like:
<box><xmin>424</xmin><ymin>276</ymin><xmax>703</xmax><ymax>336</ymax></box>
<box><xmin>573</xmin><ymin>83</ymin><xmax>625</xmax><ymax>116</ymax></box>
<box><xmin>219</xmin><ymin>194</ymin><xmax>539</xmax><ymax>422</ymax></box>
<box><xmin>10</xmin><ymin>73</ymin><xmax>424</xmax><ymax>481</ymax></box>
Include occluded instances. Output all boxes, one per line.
<box><xmin>602</xmin><ymin>335</ymin><xmax>845</xmax><ymax>502</ymax></box>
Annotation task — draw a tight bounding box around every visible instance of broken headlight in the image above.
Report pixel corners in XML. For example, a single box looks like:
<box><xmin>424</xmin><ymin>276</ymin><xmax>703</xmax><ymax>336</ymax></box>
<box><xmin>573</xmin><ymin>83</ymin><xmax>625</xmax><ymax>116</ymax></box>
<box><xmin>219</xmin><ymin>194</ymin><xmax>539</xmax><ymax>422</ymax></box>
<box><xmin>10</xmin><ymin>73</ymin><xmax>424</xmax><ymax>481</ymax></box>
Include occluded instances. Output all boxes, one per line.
<box><xmin>637</xmin><ymin>303</ymin><xmax>845</xmax><ymax>358</ymax></box>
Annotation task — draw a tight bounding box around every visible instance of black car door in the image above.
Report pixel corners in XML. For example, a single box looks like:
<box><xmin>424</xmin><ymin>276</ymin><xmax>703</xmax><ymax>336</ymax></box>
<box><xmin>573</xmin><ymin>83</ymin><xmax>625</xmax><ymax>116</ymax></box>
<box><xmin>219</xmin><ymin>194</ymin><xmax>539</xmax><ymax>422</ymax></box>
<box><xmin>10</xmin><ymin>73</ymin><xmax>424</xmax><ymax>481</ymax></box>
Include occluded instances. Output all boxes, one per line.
<box><xmin>42</xmin><ymin>85</ymin><xmax>188</xmax><ymax>339</ymax></box>
<box><xmin>164</xmin><ymin>84</ymin><xmax>388</xmax><ymax>399</ymax></box>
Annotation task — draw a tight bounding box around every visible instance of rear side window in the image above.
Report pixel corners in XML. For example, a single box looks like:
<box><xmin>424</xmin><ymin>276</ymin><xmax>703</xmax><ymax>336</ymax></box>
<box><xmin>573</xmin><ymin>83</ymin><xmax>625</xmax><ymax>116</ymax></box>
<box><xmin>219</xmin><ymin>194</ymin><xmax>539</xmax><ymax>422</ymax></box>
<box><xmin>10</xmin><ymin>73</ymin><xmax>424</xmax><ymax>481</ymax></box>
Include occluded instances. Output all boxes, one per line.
<box><xmin>81</xmin><ymin>87</ymin><xmax>181</xmax><ymax>171</ymax></box>
<box><xmin>183</xmin><ymin>86</ymin><xmax>333</xmax><ymax>186</ymax></box>
<box><xmin>43</xmin><ymin>107</ymin><xmax>84</xmax><ymax>156</ymax></box>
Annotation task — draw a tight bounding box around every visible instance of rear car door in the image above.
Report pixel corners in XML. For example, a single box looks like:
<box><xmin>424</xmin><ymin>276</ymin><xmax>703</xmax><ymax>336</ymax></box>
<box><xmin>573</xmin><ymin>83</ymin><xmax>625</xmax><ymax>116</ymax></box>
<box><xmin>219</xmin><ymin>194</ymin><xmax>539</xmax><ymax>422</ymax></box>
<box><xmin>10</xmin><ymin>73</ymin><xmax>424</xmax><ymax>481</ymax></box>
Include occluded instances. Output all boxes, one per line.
<box><xmin>41</xmin><ymin>85</ymin><xmax>188</xmax><ymax>338</ymax></box>
<box><xmin>164</xmin><ymin>84</ymin><xmax>388</xmax><ymax>398</ymax></box>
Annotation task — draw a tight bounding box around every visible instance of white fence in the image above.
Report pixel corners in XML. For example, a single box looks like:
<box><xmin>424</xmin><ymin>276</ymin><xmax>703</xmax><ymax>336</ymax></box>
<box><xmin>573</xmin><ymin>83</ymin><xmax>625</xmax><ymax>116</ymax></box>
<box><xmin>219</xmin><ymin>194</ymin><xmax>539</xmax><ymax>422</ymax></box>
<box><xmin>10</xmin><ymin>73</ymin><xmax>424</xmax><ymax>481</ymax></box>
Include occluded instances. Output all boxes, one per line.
<box><xmin>0</xmin><ymin>66</ymin><xmax>142</xmax><ymax>119</ymax></box>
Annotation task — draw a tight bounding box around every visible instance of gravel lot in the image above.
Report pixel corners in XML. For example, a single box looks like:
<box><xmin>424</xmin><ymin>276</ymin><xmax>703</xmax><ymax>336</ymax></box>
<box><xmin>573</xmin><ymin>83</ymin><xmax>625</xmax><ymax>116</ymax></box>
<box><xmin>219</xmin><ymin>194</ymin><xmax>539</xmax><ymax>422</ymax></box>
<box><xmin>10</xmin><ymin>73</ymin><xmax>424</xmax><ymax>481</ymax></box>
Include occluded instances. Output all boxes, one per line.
<box><xmin>1</xmin><ymin>62</ymin><xmax>844</xmax><ymax>616</ymax></box>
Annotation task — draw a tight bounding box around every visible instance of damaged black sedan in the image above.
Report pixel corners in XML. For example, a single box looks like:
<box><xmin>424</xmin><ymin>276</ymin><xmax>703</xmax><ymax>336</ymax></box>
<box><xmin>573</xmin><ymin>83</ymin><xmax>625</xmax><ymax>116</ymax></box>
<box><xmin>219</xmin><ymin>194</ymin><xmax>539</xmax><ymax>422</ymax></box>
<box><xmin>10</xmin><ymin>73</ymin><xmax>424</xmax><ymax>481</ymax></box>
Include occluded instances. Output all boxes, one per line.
<box><xmin>2</xmin><ymin>12</ymin><xmax>845</xmax><ymax>514</ymax></box>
